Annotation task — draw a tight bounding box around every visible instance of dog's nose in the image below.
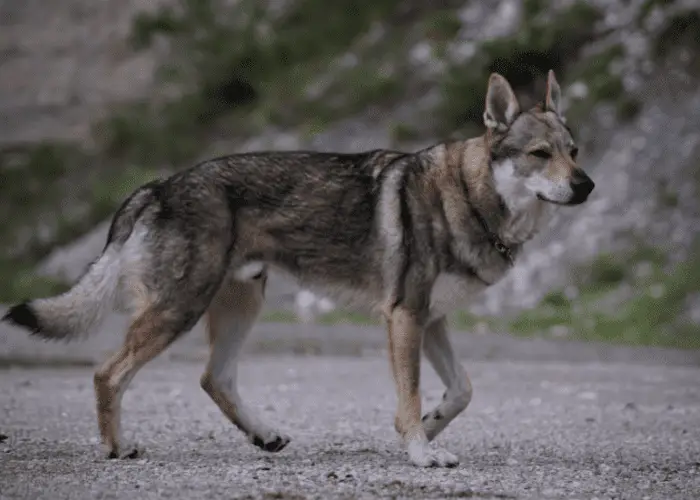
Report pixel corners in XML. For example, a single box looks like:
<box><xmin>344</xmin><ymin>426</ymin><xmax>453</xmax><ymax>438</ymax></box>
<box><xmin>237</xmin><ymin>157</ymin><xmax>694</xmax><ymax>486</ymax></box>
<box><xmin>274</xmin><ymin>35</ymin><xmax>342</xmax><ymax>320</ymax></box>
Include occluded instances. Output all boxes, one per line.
<box><xmin>570</xmin><ymin>168</ymin><xmax>595</xmax><ymax>196</ymax></box>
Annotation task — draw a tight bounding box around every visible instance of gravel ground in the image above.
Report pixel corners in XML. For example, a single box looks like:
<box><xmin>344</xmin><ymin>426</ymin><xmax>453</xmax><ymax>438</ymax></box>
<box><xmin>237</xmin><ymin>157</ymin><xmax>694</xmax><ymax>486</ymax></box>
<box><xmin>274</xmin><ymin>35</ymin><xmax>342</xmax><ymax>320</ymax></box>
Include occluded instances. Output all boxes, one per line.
<box><xmin>1</xmin><ymin>356</ymin><xmax>699</xmax><ymax>500</ymax></box>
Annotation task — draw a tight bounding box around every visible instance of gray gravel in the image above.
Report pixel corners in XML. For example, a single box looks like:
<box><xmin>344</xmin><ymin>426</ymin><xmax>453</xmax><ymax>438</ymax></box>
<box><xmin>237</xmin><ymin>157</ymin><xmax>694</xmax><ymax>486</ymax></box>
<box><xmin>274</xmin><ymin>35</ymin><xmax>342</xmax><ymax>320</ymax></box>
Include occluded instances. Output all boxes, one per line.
<box><xmin>1</xmin><ymin>355</ymin><xmax>699</xmax><ymax>500</ymax></box>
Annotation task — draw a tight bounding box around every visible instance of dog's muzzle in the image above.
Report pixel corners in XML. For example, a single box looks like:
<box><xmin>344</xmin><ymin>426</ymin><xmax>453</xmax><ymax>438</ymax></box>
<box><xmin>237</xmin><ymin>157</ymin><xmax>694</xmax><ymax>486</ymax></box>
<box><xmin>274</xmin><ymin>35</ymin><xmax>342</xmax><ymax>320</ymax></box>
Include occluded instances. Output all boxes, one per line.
<box><xmin>567</xmin><ymin>168</ymin><xmax>595</xmax><ymax>205</ymax></box>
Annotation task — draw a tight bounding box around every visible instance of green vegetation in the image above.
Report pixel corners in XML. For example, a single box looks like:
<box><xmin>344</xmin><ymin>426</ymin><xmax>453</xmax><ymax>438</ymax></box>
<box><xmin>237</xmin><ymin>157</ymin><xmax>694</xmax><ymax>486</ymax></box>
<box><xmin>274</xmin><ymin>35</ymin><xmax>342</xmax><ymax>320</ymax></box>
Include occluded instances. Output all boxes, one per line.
<box><xmin>0</xmin><ymin>264</ymin><xmax>69</xmax><ymax>304</ymax></box>
<box><xmin>390</xmin><ymin>122</ymin><xmax>422</xmax><ymax>146</ymax></box>
<box><xmin>423</xmin><ymin>9</ymin><xmax>462</xmax><ymax>42</ymax></box>
<box><xmin>652</xmin><ymin>9</ymin><xmax>700</xmax><ymax>72</ymax></box>
<box><xmin>0</xmin><ymin>142</ymin><xmax>161</xmax><ymax>302</ymax></box>
<box><xmin>316</xmin><ymin>310</ymin><xmax>380</xmax><ymax>327</ymax></box>
<box><xmin>438</xmin><ymin>0</ymin><xmax>645</xmax><ymax>134</ymax></box>
<box><xmin>259</xmin><ymin>310</ymin><xmax>300</xmax><ymax>323</ymax></box>
<box><xmin>636</xmin><ymin>0</ymin><xmax>674</xmax><ymax>25</ymax></box>
<box><xmin>260</xmin><ymin>309</ymin><xmax>379</xmax><ymax>327</ymax></box>
<box><xmin>110</xmin><ymin>0</ymin><xmax>414</xmax><ymax>167</ymax></box>
<box><xmin>566</xmin><ymin>43</ymin><xmax>643</xmax><ymax>124</ymax></box>
<box><xmin>504</xmin><ymin>244</ymin><xmax>700</xmax><ymax>349</ymax></box>
<box><xmin>438</xmin><ymin>0</ymin><xmax>605</xmax><ymax>136</ymax></box>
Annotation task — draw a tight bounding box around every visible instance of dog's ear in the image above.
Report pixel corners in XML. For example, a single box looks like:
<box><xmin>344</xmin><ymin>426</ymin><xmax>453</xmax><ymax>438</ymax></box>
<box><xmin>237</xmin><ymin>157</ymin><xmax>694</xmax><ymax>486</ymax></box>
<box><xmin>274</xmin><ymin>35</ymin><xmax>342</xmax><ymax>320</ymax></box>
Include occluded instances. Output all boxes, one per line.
<box><xmin>484</xmin><ymin>73</ymin><xmax>520</xmax><ymax>131</ymax></box>
<box><xmin>544</xmin><ymin>69</ymin><xmax>562</xmax><ymax>116</ymax></box>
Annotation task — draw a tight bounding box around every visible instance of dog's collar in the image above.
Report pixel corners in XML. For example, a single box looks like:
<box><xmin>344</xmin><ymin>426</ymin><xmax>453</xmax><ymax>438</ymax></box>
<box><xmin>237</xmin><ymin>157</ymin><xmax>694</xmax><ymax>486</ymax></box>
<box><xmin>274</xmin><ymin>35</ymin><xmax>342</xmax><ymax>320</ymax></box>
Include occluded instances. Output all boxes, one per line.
<box><xmin>479</xmin><ymin>135</ymin><xmax>515</xmax><ymax>266</ymax></box>
<box><xmin>457</xmin><ymin>158</ymin><xmax>515</xmax><ymax>267</ymax></box>
<box><xmin>472</xmin><ymin>202</ymin><xmax>514</xmax><ymax>267</ymax></box>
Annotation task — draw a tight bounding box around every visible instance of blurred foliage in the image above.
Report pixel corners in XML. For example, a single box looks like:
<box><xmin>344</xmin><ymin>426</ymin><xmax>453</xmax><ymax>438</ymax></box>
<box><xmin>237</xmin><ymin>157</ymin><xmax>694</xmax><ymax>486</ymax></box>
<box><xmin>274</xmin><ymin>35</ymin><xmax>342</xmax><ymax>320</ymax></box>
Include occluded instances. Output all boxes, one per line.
<box><xmin>653</xmin><ymin>10</ymin><xmax>700</xmax><ymax>70</ymax></box>
<box><xmin>505</xmin><ymin>244</ymin><xmax>700</xmax><ymax>349</ymax></box>
<box><xmin>438</xmin><ymin>0</ymin><xmax>609</xmax><ymax>136</ymax></box>
<box><xmin>99</xmin><ymin>0</ymin><xmax>411</xmax><ymax>167</ymax></box>
<box><xmin>0</xmin><ymin>142</ymin><xmax>160</xmax><ymax>301</ymax></box>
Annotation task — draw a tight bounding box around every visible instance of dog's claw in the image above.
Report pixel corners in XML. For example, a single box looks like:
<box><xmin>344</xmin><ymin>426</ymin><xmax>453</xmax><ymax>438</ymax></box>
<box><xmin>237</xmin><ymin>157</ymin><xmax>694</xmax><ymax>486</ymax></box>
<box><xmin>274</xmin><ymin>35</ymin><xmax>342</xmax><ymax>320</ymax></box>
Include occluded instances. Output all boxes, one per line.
<box><xmin>251</xmin><ymin>433</ymin><xmax>291</xmax><ymax>453</ymax></box>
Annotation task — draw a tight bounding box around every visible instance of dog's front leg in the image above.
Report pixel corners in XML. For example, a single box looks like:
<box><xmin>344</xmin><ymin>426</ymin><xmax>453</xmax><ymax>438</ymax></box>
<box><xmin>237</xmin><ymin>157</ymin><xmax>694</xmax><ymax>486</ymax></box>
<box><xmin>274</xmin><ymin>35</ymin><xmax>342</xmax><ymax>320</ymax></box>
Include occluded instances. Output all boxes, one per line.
<box><xmin>422</xmin><ymin>317</ymin><xmax>473</xmax><ymax>441</ymax></box>
<box><xmin>386</xmin><ymin>306</ymin><xmax>459</xmax><ymax>468</ymax></box>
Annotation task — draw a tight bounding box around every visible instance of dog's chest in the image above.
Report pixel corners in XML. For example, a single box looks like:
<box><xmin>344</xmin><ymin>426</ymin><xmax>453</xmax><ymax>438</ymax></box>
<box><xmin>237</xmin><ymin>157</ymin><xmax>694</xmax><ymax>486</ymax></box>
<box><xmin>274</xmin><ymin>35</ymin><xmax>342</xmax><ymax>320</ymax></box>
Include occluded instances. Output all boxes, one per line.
<box><xmin>429</xmin><ymin>272</ymin><xmax>488</xmax><ymax>318</ymax></box>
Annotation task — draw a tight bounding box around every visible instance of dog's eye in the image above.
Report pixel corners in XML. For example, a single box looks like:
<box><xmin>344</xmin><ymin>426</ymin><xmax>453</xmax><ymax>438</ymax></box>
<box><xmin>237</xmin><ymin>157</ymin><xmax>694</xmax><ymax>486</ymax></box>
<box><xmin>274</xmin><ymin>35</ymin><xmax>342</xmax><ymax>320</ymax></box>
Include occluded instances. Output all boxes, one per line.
<box><xmin>530</xmin><ymin>149</ymin><xmax>552</xmax><ymax>160</ymax></box>
<box><xmin>570</xmin><ymin>147</ymin><xmax>579</xmax><ymax>160</ymax></box>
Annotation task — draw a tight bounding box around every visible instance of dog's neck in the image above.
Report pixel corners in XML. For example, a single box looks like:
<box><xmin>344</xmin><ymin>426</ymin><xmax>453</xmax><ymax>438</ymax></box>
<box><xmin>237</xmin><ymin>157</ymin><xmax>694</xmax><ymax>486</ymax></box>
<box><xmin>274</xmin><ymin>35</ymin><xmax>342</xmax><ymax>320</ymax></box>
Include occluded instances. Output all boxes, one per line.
<box><xmin>460</xmin><ymin>137</ymin><xmax>552</xmax><ymax>248</ymax></box>
<box><xmin>489</xmin><ymin>158</ymin><xmax>553</xmax><ymax>246</ymax></box>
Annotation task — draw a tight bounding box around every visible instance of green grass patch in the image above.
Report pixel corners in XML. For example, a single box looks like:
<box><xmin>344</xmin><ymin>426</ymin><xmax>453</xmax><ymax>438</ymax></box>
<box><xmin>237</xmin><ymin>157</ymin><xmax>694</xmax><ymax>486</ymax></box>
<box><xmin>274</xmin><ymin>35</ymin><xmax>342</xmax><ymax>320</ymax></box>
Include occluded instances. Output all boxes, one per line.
<box><xmin>505</xmin><ymin>244</ymin><xmax>700</xmax><ymax>349</ymax></box>
<box><xmin>260</xmin><ymin>310</ymin><xmax>300</xmax><ymax>323</ymax></box>
<box><xmin>316</xmin><ymin>310</ymin><xmax>380</xmax><ymax>327</ymax></box>
<box><xmin>260</xmin><ymin>308</ymin><xmax>380</xmax><ymax>327</ymax></box>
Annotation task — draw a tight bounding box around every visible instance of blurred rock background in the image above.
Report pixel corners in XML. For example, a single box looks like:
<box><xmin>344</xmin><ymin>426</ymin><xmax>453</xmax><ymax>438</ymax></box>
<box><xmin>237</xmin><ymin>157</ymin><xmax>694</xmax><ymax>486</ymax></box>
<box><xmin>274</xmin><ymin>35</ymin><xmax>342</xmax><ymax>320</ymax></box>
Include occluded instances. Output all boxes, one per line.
<box><xmin>1</xmin><ymin>0</ymin><xmax>700</xmax><ymax>350</ymax></box>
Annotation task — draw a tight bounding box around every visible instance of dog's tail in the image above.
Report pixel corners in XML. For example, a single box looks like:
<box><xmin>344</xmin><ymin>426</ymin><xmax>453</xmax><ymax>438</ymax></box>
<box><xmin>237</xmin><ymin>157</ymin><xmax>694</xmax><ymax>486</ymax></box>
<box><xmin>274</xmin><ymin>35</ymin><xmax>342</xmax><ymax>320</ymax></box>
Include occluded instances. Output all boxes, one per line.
<box><xmin>2</xmin><ymin>184</ymin><xmax>156</xmax><ymax>342</ymax></box>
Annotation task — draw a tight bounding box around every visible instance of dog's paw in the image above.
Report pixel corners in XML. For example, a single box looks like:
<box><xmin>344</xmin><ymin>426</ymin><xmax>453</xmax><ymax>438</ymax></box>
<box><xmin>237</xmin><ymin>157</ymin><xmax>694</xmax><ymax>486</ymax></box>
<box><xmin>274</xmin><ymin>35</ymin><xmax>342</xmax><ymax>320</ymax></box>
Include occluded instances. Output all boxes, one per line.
<box><xmin>407</xmin><ymin>441</ymin><xmax>459</xmax><ymax>468</ymax></box>
<box><xmin>250</xmin><ymin>432</ymin><xmax>291</xmax><ymax>453</ymax></box>
<box><xmin>105</xmin><ymin>446</ymin><xmax>142</xmax><ymax>460</ymax></box>
<box><xmin>121</xmin><ymin>447</ymin><xmax>142</xmax><ymax>460</ymax></box>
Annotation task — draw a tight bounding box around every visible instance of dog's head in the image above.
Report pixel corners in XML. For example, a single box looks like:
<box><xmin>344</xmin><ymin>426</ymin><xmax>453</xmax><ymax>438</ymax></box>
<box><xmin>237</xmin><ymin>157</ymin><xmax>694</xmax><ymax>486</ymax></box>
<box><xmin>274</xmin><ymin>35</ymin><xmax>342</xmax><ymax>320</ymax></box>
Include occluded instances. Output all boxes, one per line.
<box><xmin>483</xmin><ymin>70</ymin><xmax>595</xmax><ymax>207</ymax></box>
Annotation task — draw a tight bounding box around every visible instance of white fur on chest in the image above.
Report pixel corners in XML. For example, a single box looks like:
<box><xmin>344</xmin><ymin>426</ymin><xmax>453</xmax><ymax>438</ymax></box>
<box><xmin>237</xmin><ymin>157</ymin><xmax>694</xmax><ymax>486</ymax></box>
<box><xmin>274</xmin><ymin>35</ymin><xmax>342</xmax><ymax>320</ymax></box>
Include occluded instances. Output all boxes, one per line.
<box><xmin>429</xmin><ymin>273</ymin><xmax>487</xmax><ymax>319</ymax></box>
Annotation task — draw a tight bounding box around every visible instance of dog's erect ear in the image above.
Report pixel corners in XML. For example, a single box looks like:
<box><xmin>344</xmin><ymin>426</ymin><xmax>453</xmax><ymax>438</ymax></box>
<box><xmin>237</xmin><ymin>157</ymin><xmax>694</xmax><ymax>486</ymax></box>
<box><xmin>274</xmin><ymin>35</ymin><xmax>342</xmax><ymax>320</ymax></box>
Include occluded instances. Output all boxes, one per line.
<box><xmin>544</xmin><ymin>69</ymin><xmax>562</xmax><ymax>116</ymax></box>
<box><xmin>484</xmin><ymin>73</ymin><xmax>520</xmax><ymax>131</ymax></box>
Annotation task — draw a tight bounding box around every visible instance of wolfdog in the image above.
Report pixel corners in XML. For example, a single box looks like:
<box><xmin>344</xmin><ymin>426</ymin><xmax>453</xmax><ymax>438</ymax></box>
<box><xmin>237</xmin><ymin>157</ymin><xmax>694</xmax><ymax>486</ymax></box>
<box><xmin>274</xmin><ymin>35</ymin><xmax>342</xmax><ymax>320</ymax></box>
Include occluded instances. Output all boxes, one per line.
<box><xmin>3</xmin><ymin>70</ymin><xmax>594</xmax><ymax>467</ymax></box>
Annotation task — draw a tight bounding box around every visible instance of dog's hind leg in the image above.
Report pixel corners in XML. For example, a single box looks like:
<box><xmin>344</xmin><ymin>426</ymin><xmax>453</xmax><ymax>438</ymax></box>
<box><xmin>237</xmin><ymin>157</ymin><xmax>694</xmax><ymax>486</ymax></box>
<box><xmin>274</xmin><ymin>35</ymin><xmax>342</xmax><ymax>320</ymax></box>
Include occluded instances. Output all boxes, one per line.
<box><xmin>200</xmin><ymin>272</ymin><xmax>291</xmax><ymax>453</ymax></box>
<box><xmin>421</xmin><ymin>317</ymin><xmax>473</xmax><ymax>442</ymax></box>
<box><xmin>94</xmin><ymin>305</ymin><xmax>194</xmax><ymax>459</ymax></box>
<box><xmin>94</xmin><ymin>223</ymin><xmax>233</xmax><ymax>460</ymax></box>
